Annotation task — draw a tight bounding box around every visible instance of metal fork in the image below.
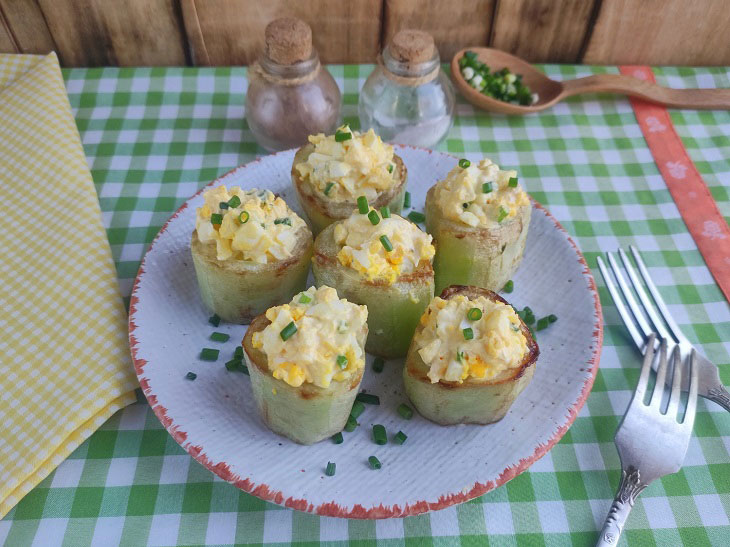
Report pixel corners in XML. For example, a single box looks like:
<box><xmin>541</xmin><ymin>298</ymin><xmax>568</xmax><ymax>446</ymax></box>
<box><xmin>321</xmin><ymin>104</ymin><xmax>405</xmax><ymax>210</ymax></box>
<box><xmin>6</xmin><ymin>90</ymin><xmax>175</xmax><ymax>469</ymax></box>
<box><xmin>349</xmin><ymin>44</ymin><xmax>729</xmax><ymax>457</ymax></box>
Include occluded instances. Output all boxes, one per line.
<box><xmin>597</xmin><ymin>245</ymin><xmax>730</xmax><ymax>412</ymax></box>
<box><xmin>597</xmin><ymin>335</ymin><xmax>698</xmax><ymax>546</ymax></box>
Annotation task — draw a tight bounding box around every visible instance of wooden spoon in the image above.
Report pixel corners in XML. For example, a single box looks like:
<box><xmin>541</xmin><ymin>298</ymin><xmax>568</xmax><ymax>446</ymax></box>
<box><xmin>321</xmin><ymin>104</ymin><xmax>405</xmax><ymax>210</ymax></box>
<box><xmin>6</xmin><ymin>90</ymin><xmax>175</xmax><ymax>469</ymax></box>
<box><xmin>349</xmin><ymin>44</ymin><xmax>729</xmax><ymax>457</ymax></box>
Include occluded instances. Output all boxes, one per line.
<box><xmin>451</xmin><ymin>47</ymin><xmax>730</xmax><ymax>115</ymax></box>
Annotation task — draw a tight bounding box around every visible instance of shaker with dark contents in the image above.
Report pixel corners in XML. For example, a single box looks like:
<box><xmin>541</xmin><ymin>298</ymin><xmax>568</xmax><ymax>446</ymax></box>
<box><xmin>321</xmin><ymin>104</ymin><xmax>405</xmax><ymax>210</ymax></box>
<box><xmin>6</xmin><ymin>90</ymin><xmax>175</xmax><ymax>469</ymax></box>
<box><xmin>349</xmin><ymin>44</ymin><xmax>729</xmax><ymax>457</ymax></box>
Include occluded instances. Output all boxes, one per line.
<box><xmin>245</xmin><ymin>17</ymin><xmax>341</xmax><ymax>152</ymax></box>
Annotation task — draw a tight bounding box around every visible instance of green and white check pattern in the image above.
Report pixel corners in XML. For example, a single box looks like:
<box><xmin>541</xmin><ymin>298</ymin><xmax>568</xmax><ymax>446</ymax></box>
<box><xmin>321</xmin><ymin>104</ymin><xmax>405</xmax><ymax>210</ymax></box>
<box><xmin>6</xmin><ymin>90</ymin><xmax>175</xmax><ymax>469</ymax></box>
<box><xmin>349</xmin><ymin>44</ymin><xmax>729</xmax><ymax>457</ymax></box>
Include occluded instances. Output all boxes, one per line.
<box><xmin>1</xmin><ymin>64</ymin><xmax>728</xmax><ymax>546</ymax></box>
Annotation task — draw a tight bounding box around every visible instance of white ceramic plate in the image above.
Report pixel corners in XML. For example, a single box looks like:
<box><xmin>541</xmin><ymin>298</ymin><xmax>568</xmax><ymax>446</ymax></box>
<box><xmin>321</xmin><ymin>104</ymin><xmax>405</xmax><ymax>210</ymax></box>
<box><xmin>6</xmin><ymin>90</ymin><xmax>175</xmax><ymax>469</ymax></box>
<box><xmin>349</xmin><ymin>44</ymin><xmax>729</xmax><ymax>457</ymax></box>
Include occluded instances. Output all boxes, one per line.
<box><xmin>129</xmin><ymin>147</ymin><xmax>603</xmax><ymax>518</ymax></box>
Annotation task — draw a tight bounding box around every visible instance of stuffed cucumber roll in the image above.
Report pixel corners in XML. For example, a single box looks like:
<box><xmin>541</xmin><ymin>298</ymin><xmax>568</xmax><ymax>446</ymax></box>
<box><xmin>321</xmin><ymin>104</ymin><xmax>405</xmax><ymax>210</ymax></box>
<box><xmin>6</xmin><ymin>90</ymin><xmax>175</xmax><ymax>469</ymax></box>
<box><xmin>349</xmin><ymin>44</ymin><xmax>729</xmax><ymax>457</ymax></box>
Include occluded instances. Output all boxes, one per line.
<box><xmin>192</xmin><ymin>186</ymin><xmax>312</xmax><ymax>324</ymax></box>
<box><xmin>404</xmin><ymin>285</ymin><xmax>539</xmax><ymax>425</ymax></box>
<box><xmin>425</xmin><ymin>158</ymin><xmax>531</xmax><ymax>294</ymax></box>
<box><xmin>312</xmin><ymin>202</ymin><xmax>435</xmax><ymax>358</ymax></box>
<box><xmin>243</xmin><ymin>285</ymin><xmax>368</xmax><ymax>444</ymax></box>
<box><xmin>292</xmin><ymin>125</ymin><xmax>407</xmax><ymax>234</ymax></box>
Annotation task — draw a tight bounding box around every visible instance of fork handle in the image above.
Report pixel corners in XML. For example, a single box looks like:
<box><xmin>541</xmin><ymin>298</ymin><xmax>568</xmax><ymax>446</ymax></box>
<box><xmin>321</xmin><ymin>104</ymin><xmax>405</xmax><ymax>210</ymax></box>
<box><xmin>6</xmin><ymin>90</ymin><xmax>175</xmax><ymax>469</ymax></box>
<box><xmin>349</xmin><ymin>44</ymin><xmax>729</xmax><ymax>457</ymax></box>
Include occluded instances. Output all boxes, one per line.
<box><xmin>596</xmin><ymin>466</ymin><xmax>648</xmax><ymax>546</ymax></box>
<box><xmin>707</xmin><ymin>385</ymin><xmax>730</xmax><ymax>412</ymax></box>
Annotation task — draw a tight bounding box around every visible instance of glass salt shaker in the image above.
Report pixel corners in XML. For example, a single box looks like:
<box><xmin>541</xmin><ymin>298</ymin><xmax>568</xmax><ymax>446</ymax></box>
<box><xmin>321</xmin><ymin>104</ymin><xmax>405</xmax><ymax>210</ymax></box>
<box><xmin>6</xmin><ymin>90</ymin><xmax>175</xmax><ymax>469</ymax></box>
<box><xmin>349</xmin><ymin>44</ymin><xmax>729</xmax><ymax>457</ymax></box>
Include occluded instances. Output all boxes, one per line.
<box><xmin>359</xmin><ymin>29</ymin><xmax>455</xmax><ymax>148</ymax></box>
<box><xmin>245</xmin><ymin>17</ymin><xmax>341</xmax><ymax>152</ymax></box>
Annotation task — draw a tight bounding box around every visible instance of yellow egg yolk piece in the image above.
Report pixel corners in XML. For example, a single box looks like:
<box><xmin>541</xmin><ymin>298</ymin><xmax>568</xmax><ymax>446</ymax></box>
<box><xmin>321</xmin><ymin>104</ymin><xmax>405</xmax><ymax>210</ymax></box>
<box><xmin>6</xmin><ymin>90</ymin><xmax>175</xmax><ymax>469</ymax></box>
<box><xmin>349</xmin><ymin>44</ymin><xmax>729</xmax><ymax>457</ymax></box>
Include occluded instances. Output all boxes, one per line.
<box><xmin>195</xmin><ymin>186</ymin><xmax>306</xmax><ymax>263</ymax></box>
<box><xmin>294</xmin><ymin>125</ymin><xmax>396</xmax><ymax>202</ymax></box>
<box><xmin>413</xmin><ymin>294</ymin><xmax>527</xmax><ymax>384</ymax></box>
<box><xmin>433</xmin><ymin>158</ymin><xmax>529</xmax><ymax>227</ymax></box>
<box><xmin>257</xmin><ymin>286</ymin><xmax>368</xmax><ymax>388</ymax></box>
<box><xmin>334</xmin><ymin>209</ymin><xmax>435</xmax><ymax>284</ymax></box>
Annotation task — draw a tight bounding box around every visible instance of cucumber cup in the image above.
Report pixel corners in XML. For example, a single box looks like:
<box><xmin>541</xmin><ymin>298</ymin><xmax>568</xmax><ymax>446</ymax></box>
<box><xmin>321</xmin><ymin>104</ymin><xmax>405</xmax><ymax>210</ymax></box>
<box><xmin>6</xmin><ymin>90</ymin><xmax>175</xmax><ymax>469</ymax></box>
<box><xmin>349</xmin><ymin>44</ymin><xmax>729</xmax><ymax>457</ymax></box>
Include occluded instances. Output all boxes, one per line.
<box><xmin>426</xmin><ymin>186</ymin><xmax>531</xmax><ymax>294</ymax></box>
<box><xmin>242</xmin><ymin>287</ymin><xmax>369</xmax><ymax>445</ymax></box>
<box><xmin>312</xmin><ymin>218</ymin><xmax>434</xmax><ymax>358</ymax></box>
<box><xmin>404</xmin><ymin>285</ymin><xmax>539</xmax><ymax>425</ymax></box>
<box><xmin>291</xmin><ymin>143</ymin><xmax>407</xmax><ymax>235</ymax></box>
<box><xmin>191</xmin><ymin>226</ymin><xmax>312</xmax><ymax>324</ymax></box>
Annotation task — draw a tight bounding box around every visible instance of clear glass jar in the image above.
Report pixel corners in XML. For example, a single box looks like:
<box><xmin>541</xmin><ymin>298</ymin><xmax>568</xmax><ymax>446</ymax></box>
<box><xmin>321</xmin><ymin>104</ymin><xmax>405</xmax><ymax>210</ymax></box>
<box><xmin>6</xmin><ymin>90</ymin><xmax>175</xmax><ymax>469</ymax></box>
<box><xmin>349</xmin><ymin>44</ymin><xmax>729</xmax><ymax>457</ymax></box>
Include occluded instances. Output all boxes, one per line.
<box><xmin>359</xmin><ymin>45</ymin><xmax>455</xmax><ymax>148</ymax></box>
<box><xmin>246</xmin><ymin>50</ymin><xmax>341</xmax><ymax>152</ymax></box>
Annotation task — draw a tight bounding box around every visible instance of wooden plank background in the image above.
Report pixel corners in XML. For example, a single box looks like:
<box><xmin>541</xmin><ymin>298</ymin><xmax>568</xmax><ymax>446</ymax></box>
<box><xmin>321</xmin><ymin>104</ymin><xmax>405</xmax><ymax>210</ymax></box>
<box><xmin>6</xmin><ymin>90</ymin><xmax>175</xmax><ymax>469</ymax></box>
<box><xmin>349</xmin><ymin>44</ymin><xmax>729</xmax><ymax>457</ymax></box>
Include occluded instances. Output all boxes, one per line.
<box><xmin>1</xmin><ymin>0</ymin><xmax>729</xmax><ymax>66</ymax></box>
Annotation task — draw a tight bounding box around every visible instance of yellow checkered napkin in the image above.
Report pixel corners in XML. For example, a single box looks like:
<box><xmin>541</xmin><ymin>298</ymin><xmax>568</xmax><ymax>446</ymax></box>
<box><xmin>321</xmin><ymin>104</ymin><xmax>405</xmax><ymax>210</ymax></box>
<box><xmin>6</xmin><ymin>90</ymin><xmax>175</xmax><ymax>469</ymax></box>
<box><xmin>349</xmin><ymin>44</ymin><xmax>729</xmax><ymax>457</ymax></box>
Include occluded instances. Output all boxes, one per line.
<box><xmin>0</xmin><ymin>53</ymin><xmax>138</xmax><ymax>518</ymax></box>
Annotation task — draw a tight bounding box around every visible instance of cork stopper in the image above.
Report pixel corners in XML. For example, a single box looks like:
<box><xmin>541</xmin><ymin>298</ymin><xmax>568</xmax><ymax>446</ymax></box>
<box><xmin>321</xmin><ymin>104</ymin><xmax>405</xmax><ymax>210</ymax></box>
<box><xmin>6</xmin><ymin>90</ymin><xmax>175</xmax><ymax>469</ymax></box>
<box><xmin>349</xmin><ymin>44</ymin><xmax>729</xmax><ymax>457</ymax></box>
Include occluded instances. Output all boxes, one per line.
<box><xmin>265</xmin><ymin>17</ymin><xmax>313</xmax><ymax>65</ymax></box>
<box><xmin>389</xmin><ymin>29</ymin><xmax>435</xmax><ymax>64</ymax></box>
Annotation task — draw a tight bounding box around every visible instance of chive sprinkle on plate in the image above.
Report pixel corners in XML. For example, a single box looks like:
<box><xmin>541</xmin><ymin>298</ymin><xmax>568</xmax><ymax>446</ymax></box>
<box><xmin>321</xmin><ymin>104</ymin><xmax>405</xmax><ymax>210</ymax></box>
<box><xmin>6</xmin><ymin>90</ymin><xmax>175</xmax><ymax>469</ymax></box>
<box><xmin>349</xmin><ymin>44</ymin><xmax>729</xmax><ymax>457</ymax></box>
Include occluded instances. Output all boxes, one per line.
<box><xmin>397</xmin><ymin>403</ymin><xmax>413</xmax><ymax>420</ymax></box>
<box><xmin>372</xmin><ymin>357</ymin><xmax>385</xmax><ymax>373</ymax></box>
<box><xmin>200</xmin><ymin>348</ymin><xmax>219</xmax><ymax>361</ymax></box>
<box><xmin>407</xmin><ymin>211</ymin><xmax>425</xmax><ymax>224</ymax></box>
<box><xmin>332</xmin><ymin>432</ymin><xmax>344</xmax><ymax>444</ymax></box>
<box><xmin>368</xmin><ymin>456</ymin><xmax>382</xmax><ymax>470</ymax></box>
<box><xmin>210</xmin><ymin>332</ymin><xmax>230</xmax><ymax>342</ymax></box>
<box><xmin>373</xmin><ymin>424</ymin><xmax>387</xmax><ymax>445</ymax></box>
<box><xmin>350</xmin><ymin>400</ymin><xmax>365</xmax><ymax>419</ymax></box>
<box><xmin>394</xmin><ymin>431</ymin><xmax>408</xmax><ymax>445</ymax></box>
<box><xmin>208</xmin><ymin>314</ymin><xmax>221</xmax><ymax>327</ymax></box>
<box><xmin>356</xmin><ymin>392</ymin><xmax>380</xmax><ymax>405</ymax></box>
<box><xmin>325</xmin><ymin>462</ymin><xmax>336</xmax><ymax>476</ymax></box>
<box><xmin>185</xmin><ymin>371</ymin><xmax>197</xmax><ymax>380</ymax></box>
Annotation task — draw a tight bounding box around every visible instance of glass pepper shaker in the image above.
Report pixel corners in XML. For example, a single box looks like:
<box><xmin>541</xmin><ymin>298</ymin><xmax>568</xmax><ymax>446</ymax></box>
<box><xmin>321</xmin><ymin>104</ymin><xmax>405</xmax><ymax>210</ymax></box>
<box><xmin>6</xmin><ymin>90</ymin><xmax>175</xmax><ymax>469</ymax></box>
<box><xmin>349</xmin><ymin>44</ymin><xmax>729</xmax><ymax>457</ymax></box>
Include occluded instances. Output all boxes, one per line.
<box><xmin>245</xmin><ymin>17</ymin><xmax>341</xmax><ymax>152</ymax></box>
<box><xmin>359</xmin><ymin>29</ymin><xmax>455</xmax><ymax>148</ymax></box>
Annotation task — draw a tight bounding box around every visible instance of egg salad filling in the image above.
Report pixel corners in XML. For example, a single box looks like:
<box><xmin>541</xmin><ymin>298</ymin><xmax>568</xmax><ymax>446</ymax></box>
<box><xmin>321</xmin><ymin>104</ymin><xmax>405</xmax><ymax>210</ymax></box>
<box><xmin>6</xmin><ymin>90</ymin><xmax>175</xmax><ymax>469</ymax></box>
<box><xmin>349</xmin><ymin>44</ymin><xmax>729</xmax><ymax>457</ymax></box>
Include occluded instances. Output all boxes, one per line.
<box><xmin>195</xmin><ymin>186</ymin><xmax>306</xmax><ymax>263</ymax></box>
<box><xmin>294</xmin><ymin>125</ymin><xmax>396</xmax><ymax>202</ymax></box>
<box><xmin>334</xmin><ymin>209</ymin><xmax>435</xmax><ymax>284</ymax></box>
<box><xmin>413</xmin><ymin>294</ymin><xmax>527</xmax><ymax>383</ymax></box>
<box><xmin>433</xmin><ymin>158</ymin><xmax>529</xmax><ymax>227</ymax></box>
<box><xmin>251</xmin><ymin>286</ymin><xmax>368</xmax><ymax>388</ymax></box>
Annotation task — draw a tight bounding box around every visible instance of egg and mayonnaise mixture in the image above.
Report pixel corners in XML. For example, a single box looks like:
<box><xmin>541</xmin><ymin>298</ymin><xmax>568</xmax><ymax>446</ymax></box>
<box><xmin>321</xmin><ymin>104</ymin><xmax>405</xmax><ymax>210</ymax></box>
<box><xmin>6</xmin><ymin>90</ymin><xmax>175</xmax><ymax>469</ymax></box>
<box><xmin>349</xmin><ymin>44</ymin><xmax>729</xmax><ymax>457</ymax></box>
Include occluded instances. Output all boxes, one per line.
<box><xmin>413</xmin><ymin>294</ymin><xmax>527</xmax><ymax>383</ymax></box>
<box><xmin>294</xmin><ymin>125</ymin><xmax>396</xmax><ymax>202</ymax></box>
<box><xmin>433</xmin><ymin>158</ymin><xmax>529</xmax><ymax>227</ymax></box>
<box><xmin>251</xmin><ymin>286</ymin><xmax>368</xmax><ymax>388</ymax></box>
<box><xmin>195</xmin><ymin>186</ymin><xmax>306</xmax><ymax>263</ymax></box>
<box><xmin>334</xmin><ymin>210</ymin><xmax>435</xmax><ymax>284</ymax></box>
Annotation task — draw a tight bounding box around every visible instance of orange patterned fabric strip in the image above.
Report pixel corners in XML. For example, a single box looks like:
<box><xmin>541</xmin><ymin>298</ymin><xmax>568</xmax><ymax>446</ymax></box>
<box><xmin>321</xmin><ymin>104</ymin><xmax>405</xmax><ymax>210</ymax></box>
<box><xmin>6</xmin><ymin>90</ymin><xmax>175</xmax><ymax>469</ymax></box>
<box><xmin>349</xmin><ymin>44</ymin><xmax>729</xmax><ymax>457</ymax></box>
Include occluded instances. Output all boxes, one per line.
<box><xmin>620</xmin><ymin>65</ymin><xmax>730</xmax><ymax>302</ymax></box>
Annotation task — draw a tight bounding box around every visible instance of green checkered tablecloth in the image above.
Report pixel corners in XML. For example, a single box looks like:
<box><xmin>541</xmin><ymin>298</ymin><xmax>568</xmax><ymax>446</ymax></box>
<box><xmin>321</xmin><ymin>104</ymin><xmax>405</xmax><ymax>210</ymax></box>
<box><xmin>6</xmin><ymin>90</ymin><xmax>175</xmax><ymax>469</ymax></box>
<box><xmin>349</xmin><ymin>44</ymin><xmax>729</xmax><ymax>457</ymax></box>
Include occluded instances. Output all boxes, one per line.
<box><xmin>1</xmin><ymin>64</ymin><xmax>729</xmax><ymax>546</ymax></box>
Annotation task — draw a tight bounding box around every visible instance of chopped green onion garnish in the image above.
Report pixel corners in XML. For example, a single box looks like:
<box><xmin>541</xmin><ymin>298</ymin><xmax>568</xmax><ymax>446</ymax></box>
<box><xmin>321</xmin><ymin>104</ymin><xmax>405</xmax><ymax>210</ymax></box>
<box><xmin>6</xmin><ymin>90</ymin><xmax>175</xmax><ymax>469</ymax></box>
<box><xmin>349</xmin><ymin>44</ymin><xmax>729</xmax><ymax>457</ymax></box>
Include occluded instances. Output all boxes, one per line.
<box><xmin>497</xmin><ymin>206</ymin><xmax>509</xmax><ymax>223</ymax></box>
<box><xmin>397</xmin><ymin>403</ymin><xmax>413</xmax><ymax>420</ymax></box>
<box><xmin>368</xmin><ymin>456</ymin><xmax>382</xmax><ymax>469</ymax></box>
<box><xmin>508</xmin><ymin>177</ymin><xmax>518</xmax><ymax>188</ymax></box>
<box><xmin>536</xmin><ymin>317</ymin><xmax>550</xmax><ymax>331</ymax></box>
<box><xmin>210</xmin><ymin>332</ymin><xmax>230</xmax><ymax>342</ymax></box>
<box><xmin>209</xmin><ymin>314</ymin><xmax>221</xmax><ymax>327</ymax></box>
<box><xmin>299</xmin><ymin>293</ymin><xmax>312</xmax><ymax>304</ymax></box>
<box><xmin>332</xmin><ymin>432</ymin><xmax>343</xmax><ymax>444</ymax></box>
<box><xmin>373</xmin><ymin>424</ymin><xmax>387</xmax><ymax>445</ymax></box>
<box><xmin>324</xmin><ymin>182</ymin><xmax>335</xmax><ymax>196</ymax></box>
<box><xmin>528</xmin><ymin>325</ymin><xmax>537</xmax><ymax>339</ymax></box>
<box><xmin>200</xmin><ymin>348</ymin><xmax>219</xmax><ymax>361</ymax></box>
<box><xmin>456</xmin><ymin>350</ymin><xmax>465</xmax><ymax>363</ymax></box>
<box><xmin>350</xmin><ymin>400</ymin><xmax>365</xmax><ymax>419</ymax></box>
<box><xmin>482</xmin><ymin>182</ymin><xmax>493</xmax><ymax>193</ymax></box>
<box><xmin>280</xmin><ymin>321</ymin><xmax>297</xmax><ymax>341</ymax></box>
<box><xmin>274</xmin><ymin>217</ymin><xmax>291</xmax><ymax>226</ymax></box>
<box><xmin>404</xmin><ymin>191</ymin><xmax>411</xmax><ymax>208</ymax></box>
<box><xmin>367</xmin><ymin>210</ymin><xmax>380</xmax><ymax>225</ymax></box>
<box><xmin>380</xmin><ymin>206</ymin><xmax>391</xmax><ymax>218</ymax></box>
<box><xmin>185</xmin><ymin>371</ymin><xmax>197</xmax><ymax>380</ymax></box>
<box><xmin>335</xmin><ymin>129</ymin><xmax>352</xmax><ymax>142</ymax></box>
<box><xmin>372</xmin><ymin>357</ymin><xmax>385</xmax><ymax>373</ymax></box>
<box><xmin>463</xmin><ymin>327</ymin><xmax>474</xmax><ymax>340</ymax></box>
<box><xmin>379</xmin><ymin>235</ymin><xmax>393</xmax><ymax>252</ymax></box>
<box><xmin>356</xmin><ymin>392</ymin><xmax>380</xmax><ymax>405</ymax></box>
<box><xmin>394</xmin><ymin>431</ymin><xmax>408</xmax><ymax>445</ymax></box>
<box><xmin>467</xmin><ymin>308</ymin><xmax>482</xmax><ymax>321</ymax></box>
<box><xmin>234</xmin><ymin>346</ymin><xmax>243</xmax><ymax>359</ymax></box>
<box><xmin>387</xmin><ymin>164</ymin><xmax>394</xmax><ymax>173</ymax></box>
<box><xmin>336</xmin><ymin>354</ymin><xmax>348</xmax><ymax>369</ymax></box>
<box><xmin>219</xmin><ymin>202</ymin><xmax>229</xmax><ymax>210</ymax></box>
<box><xmin>344</xmin><ymin>415</ymin><xmax>358</xmax><ymax>432</ymax></box>
<box><xmin>549</xmin><ymin>314</ymin><xmax>558</xmax><ymax>323</ymax></box>
<box><xmin>325</xmin><ymin>462</ymin><xmax>336</xmax><ymax>476</ymax></box>
<box><xmin>459</xmin><ymin>158</ymin><xmax>471</xmax><ymax>169</ymax></box>
<box><xmin>225</xmin><ymin>358</ymin><xmax>242</xmax><ymax>371</ymax></box>
<box><xmin>357</xmin><ymin>195</ymin><xmax>369</xmax><ymax>214</ymax></box>
<box><xmin>241</xmin><ymin>364</ymin><xmax>249</xmax><ymax>375</ymax></box>
<box><xmin>503</xmin><ymin>280</ymin><xmax>514</xmax><ymax>293</ymax></box>
<box><xmin>227</xmin><ymin>195</ymin><xmax>241</xmax><ymax>208</ymax></box>
<box><xmin>210</xmin><ymin>213</ymin><xmax>223</xmax><ymax>225</ymax></box>
<box><xmin>238</xmin><ymin>211</ymin><xmax>249</xmax><ymax>224</ymax></box>
<box><xmin>407</xmin><ymin>211</ymin><xmax>425</xmax><ymax>224</ymax></box>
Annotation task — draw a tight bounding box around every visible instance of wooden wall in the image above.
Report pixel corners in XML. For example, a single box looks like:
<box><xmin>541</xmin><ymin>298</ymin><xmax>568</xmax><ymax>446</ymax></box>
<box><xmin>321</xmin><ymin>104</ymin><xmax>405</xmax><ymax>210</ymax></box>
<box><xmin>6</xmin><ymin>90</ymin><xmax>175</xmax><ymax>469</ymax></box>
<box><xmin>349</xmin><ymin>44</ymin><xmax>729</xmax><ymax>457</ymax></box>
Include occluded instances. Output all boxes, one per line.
<box><xmin>1</xmin><ymin>0</ymin><xmax>729</xmax><ymax>66</ymax></box>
